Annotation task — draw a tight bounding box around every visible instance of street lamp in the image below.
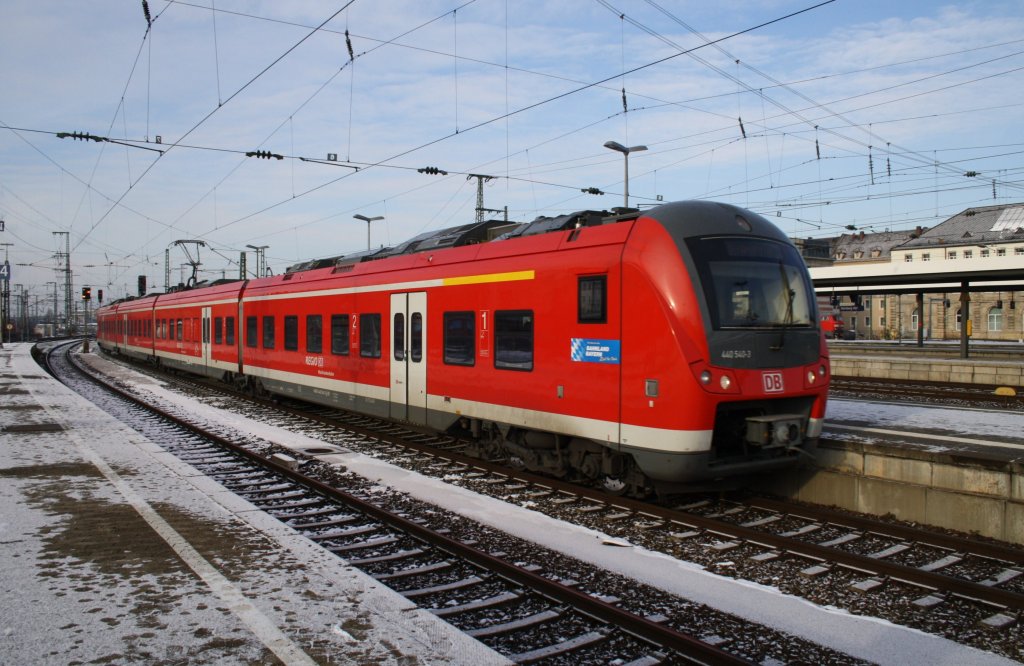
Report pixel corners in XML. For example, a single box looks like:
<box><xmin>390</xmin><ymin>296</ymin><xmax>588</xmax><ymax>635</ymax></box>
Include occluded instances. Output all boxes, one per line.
<box><xmin>245</xmin><ymin>244</ymin><xmax>269</xmax><ymax>278</ymax></box>
<box><xmin>353</xmin><ymin>214</ymin><xmax>384</xmax><ymax>251</ymax></box>
<box><xmin>603</xmin><ymin>140</ymin><xmax>647</xmax><ymax>208</ymax></box>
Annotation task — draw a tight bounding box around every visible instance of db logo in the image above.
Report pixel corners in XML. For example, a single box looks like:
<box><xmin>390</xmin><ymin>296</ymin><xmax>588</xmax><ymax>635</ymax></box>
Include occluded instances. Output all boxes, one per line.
<box><xmin>762</xmin><ymin>371</ymin><xmax>784</xmax><ymax>393</ymax></box>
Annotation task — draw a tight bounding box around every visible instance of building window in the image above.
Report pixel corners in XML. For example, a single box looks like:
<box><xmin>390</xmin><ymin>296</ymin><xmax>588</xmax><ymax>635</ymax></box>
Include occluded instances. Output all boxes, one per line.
<box><xmin>246</xmin><ymin>316</ymin><xmax>258</xmax><ymax>347</ymax></box>
<box><xmin>853</xmin><ymin>250</ymin><xmax>864</xmax><ymax>259</ymax></box>
<box><xmin>904</xmin><ymin>254</ymin><xmax>913</xmax><ymax>262</ymax></box>
<box><xmin>948</xmin><ymin>251</ymin><xmax>957</xmax><ymax>260</ymax></box>
<box><xmin>1016</xmin><ymin>247</ymin><xmax>1023</xmax><ymax>256</ymax></box>
<box><xmin>284</xmin><ymin>315</ymin><xmax>299</xmax><ymax>351</ymax></box>
<box><xmin>578</xmin><ymin>275</ymin><xmax>607</xmax><ymax>323</ymax></box>
<box><xmin>359</xmin><ymin>313</ymin><xmax>381</xmax><ymax>358</ymax></box>
<box><xmin>955</xmin><ymin>308</ymin><xmax>962</xmax><ymax>332</ymax></box>
<box><xmin>989</xmin><ymin>307</ymin><xmax>1003</xmax><ymax>331</ymax></box>
<box><xmin>997</xmin><ymin>248</ymin><xmax>1006</xmax><ymax>257</ymax></box>
<box><xmin>443</xmin><ymin>311</ymin><xmax>475</xmax><ymax>366</ymax></box>
<box><xmin>911</xmin><ymin>308</ymin><xmax>919</xmax><ymax>332</ymax></box>
<box><xmin>306</xmin><ymin>315</ymin><xmax>322</xmax><ymax>353</ymax></box>
<box><xmin>964</xmin><ymin>250</ymin><xmax>973</xmax><ymax>259</ymax></box>
<box><xmin>263</xmin><ymin>316</ymin><xmax>275</xmax><ymax>349</ymax></box>
<box><xmin>495</xmin><ymin>310</ymin><xmax>534</xmax><ymax>371</ymax></box>
<box><xmin>330</xmin><ymin>314</ymin><xmax>349</xmax><ymax>355</ymax></box>
<box><xmin>981</xmin><ymin>248</ymin><xmax>990</xmax><ymax>258</ymax></box>
<box><xmin>921</xmin><ymin>253</ymin><xmax>930</xmax><ymax>262</ymax></box>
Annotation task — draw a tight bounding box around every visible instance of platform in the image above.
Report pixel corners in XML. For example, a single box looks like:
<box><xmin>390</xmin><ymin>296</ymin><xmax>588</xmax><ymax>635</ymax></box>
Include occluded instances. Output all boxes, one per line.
<box><xmin>758</xmin><ymin>343</ymin><xmax>1024</xmax><ymax>544</ymax></box>
<box><xmin>829</xmin><ymin>341</ymin><xmax>1024</xmax><ymax>388</ymax></box>
<box><xmin>0</xmin><ymin>343</ymin><xmax>507</xmax><ymax>665</ymax></box>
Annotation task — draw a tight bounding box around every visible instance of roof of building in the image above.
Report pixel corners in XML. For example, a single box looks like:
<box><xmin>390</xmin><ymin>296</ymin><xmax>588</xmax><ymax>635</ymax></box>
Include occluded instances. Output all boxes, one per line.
<box><xmin>900</xmin><ymin>203</ymin><xmax>1024</xmax><ymax>249</ymax></box>
<box><xmin>831</xmin><ymin>229</ymin><xmax>921</xmax><ymax>262</ymax></box>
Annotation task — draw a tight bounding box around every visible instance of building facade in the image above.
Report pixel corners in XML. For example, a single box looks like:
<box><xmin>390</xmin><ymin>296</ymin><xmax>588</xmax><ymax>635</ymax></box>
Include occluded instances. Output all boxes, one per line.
<box><xmin>811</xmin><ymin>203</ymin><xmax>1024</xmax><ymax>342</ymax></box>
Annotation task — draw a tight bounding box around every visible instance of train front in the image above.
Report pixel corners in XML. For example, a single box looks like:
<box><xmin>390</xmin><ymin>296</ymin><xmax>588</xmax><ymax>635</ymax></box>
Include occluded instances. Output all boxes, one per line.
<box><xmin>621</xmin><ymin>200</ymin><xmax>828</xmax><ymax>490</ymax></box>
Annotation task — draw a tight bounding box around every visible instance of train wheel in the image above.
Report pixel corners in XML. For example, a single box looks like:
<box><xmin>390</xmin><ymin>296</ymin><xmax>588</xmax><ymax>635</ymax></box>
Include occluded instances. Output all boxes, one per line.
<box><xmin>600</xmin><ymin>475</ymin><xmax>628</xmax><ymax>495</ymax></box>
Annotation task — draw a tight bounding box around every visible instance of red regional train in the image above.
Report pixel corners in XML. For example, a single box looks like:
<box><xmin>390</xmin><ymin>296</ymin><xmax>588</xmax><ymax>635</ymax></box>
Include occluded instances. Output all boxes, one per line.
<box><xmin>97</xmin><ymin>201</ymin><xmax>829</xmax><ymax>495</ymax></box>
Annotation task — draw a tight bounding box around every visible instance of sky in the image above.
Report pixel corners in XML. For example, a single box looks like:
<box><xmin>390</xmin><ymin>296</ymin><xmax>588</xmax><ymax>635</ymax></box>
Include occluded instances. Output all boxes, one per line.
<box><xmin>2</xmin><ymin>0</ymin><xmax>1023</xmax><ymax>306</ymax></box>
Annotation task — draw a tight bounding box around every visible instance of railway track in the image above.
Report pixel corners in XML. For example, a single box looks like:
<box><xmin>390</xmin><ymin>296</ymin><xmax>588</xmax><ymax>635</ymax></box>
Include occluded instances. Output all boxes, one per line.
<box><xmin>830</xmin><ymin>376</ymin><xmax>1023</xmax><ymax>409</ymax></box>
<box><xmin>44</xmin><ymin>341</ymin><xmax>875</xmax><ymax>665</ymax></box>
<box><xmin>72</xmin><ymin>346</ymin><xmax>1024</xmax><ymax>661</ymax></box>
<box><xmin>830</xmin><ymin>342</ymin><xmax>1024</xmax><ymax>362</ymax></box>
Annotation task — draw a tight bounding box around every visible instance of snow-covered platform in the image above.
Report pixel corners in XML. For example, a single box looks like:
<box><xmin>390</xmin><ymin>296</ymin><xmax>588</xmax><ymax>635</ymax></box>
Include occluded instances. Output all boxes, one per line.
<box><xmin>0</xmin><ymin>342</ymin><xmax>507</xmax><ymax>665</ymax></box>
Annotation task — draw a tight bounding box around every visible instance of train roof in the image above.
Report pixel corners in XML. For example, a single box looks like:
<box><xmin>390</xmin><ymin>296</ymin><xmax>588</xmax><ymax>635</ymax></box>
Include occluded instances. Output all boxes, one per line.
<box><xmin>101</xmin><ymin>201</ymin><xmax>790</xmax><ymax>306</ymax></box>
<box><xmin>280</xmin><ymin>202</ymin><xmax>790</xmax><ymax>279</ymax></box>
<box><xmin>284</xmin><ymin>209</ymin><xmax>631</xmax><ymax>276</ymax></box>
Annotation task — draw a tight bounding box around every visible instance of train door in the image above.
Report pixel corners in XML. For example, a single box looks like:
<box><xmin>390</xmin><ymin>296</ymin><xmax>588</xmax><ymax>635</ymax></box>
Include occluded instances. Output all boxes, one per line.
<box><xmin>201</xmin><ymin>306</ymin><xmax>212</xmax><ymax>370</ymax></box>
<box><xmin>389</xmin><ymin>292</ymin><xmax>427</xmax><ymax>424</ymax></box>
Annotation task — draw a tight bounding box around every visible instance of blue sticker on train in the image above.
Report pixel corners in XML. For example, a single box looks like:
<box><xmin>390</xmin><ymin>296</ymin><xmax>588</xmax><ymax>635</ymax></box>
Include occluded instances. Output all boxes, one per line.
<box><xmin>570</xmin><ymin>338</ymin><xmax>621</xmax><ymax>364</ymax></box>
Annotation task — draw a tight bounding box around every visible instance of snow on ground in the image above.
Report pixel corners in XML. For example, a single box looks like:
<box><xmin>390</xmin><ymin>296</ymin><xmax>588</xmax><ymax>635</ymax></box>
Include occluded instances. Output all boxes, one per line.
<box><xmin>826</xmin><ymin>398</ymin><xmax>1024</xmax><ymax>452</ymax></box>
<box><xmin>102</xmin><ymin>356</ymin><xmax>1018</xmax><ymax>666</ymax></box>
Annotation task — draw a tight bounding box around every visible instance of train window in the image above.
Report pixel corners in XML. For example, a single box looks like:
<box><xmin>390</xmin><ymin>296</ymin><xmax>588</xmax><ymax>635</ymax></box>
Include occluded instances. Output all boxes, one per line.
<box><xmin>306</xmin><ymin>315</ymin><xmax>322</xmax><ymax>353</ymax></box>
<box><xmin>263</xmin><ymin>316</ymin><xmax>276</xmax><ymax>349</ymax></box>
<box><xmin>176</xmin><ymin>319</ymin><xmax>183</xmax><ymax>341</ymax></box>
<box><xmin>393</xmin><ymin>314</ymin><xmax>405</xmax><ymax>361</ymax></box>
<box><xmin>330</xmin><ymin>314</ymin><xmax>350</xmax><ymax>355</ymax></box>
<box><xmin>203</xmin><ymin>317</ymin><xmax>210</xmax><ymax>344</ymax></box>
<box><xmin>359</xmin><ymin>313</ymin><xmax>381</xmax><ymax>358</ymax></box>
<box><xmin>284</xmin><ymin>315</ymin><xmax>299</xmax><ymax>351</ymax></box>
<box><xmin>578</xmin><ymin>275</ymin><xmax>607</xmax><ymax>323</ymax></box>
<box><xmin>226</xmin><ymin>316</ymin><xmax>235</xmax><ymax>345</ymax></box>
<box><xmin>245</xmin><ymin>316</ymin><xmax>257</xmax><ymax>348</ymax></box>
<box><xmin>686</xmin><ymin>237</ymin><xmax>814</xmax><ymax>330</ymax></box>
<box><xmin>411</xmin><ymin>313</ymin><xmax>423</xmax><ymax>363</ymax></box>
<box><xmin>494</xmin><ymin>310</ymin><xmax>533</xmax><ymax>371</ymax></box>
<box><xmin>443</xmin><ymin>311</ymin><xmax>475</xmax><ymax>366</ymax></box>
<box><xmin>214</xmin><ymin>317</ymin><xmax>223</xmax><ymax>345</ymax></box>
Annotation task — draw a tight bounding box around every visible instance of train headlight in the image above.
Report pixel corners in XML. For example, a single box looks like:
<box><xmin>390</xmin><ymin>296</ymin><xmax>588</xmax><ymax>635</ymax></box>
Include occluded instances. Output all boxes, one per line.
<box><xmin>719</xmin><ymin>375</ymin><xmax>732</xmax><ymax>390</ymax></box>
<box><xmin>700</xmin><ymin>371</ymin><xmax>712</xmax><ymax>385</ymax></box>
<box><xmin>803</xmin><ymin>362</ymin><xmax>829</xmax><ymax>389</ymax></box>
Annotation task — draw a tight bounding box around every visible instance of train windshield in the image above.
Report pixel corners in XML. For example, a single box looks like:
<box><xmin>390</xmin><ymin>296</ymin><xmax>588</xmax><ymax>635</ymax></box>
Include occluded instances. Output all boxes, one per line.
<box><xmin>687</xmin><ymin>237</ymin><xmax>815</xmax><ymax>330</ymax></box>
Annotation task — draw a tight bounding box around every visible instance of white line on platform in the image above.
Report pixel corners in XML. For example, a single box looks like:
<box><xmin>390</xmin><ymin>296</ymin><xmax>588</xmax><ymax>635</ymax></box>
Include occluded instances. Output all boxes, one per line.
<box><xmin>826</xmin><ymin>422</ymin><xmax>1024</xmax><ymax>451</ymax></box>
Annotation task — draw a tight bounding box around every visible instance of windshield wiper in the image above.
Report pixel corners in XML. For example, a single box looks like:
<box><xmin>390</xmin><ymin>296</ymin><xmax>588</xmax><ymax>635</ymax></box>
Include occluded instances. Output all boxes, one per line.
<box><xmin>770</xmin><ymin>261</ymin><xmax>795</xmax><ymax>352</ymax></box>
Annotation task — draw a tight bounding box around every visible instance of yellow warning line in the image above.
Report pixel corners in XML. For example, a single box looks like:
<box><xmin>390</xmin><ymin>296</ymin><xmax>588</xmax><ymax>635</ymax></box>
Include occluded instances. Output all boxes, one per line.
<box><xmin>442</xmin><ymin>270</ymin><xmax>535</xmax><ymax>286</ymax></box>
